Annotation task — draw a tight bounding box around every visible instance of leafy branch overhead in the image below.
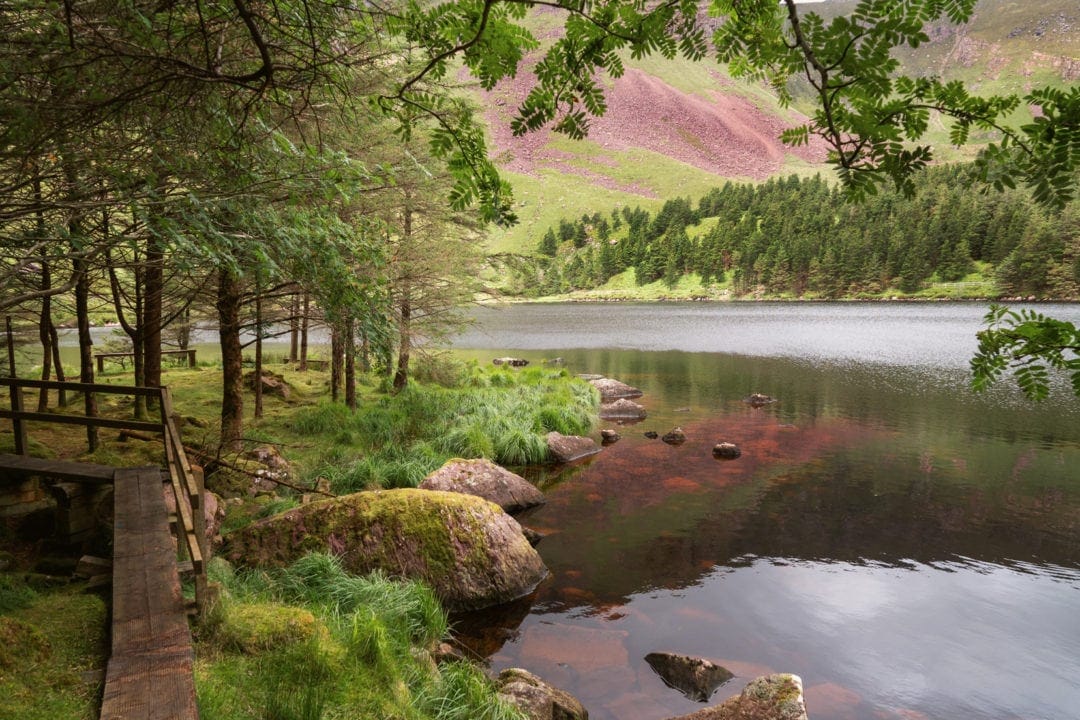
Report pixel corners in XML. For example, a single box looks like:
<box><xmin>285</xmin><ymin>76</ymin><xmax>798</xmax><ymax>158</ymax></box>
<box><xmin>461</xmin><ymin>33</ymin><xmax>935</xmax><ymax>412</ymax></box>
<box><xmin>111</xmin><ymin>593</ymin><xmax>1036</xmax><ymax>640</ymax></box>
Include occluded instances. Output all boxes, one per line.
<box><xmin>391</xmin><ymin>0</ymin><xmax>1077</xmax><ymax>210</ymax></box>
<box><xmin>972</xmin><ymin>306</ymin><xmax>1080</xmax><ymax>401</ymax></box>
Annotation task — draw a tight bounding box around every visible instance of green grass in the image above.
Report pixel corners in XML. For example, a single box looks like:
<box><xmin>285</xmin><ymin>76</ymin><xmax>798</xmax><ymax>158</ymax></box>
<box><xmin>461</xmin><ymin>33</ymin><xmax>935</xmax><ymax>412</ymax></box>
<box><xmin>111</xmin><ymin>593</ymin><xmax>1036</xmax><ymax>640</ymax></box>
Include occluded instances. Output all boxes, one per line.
<box><xmin>196</xmin><ymin>554</ymin><xmax>523</xmax><ymax>720</ymax></box>
<box><xmin>0</xmin><ymin>582</ymin><xmax>108</xmax><ymax>720</ymax></box>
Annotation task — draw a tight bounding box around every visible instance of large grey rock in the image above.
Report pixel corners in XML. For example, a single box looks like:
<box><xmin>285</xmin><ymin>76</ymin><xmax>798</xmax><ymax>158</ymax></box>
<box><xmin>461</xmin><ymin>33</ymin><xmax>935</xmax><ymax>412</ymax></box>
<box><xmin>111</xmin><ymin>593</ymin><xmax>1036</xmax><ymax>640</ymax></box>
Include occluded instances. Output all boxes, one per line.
<box><xmin>419</xmin><ymin>458</ymin><xmax>544</xmax><ymax>514</ymax></box>
<box><xmin>665</xmin><ymin>674</ymin><xmax>808</xmax><ymax>720</ymax></box>
<box><xmin>497</xmin><ymin>668</ymin><xmax>589</xmax><ymax>720</ymax></box>
<box><xmin>546</xmin><ymin>432</ymin><xmax>601</xmax><ymax>463</ymax></box>
<box><xmin>599</xmin><ymin>398</ymin><xmax>647</xmax><ymax>420</ymax></box>
<box><xmin>645</xmin><ymin>652</ymin><xmax>733</xmax><ymax>702</ymax></box>
<box><xmin>589</xmin><ymin>377</ymin><xmax>644</xmax><ymax>401</ymax></box>
<box><xmin>223</xmin><ymin>489</ymin><xmax>547</xmax><ymax>612</ymax></box>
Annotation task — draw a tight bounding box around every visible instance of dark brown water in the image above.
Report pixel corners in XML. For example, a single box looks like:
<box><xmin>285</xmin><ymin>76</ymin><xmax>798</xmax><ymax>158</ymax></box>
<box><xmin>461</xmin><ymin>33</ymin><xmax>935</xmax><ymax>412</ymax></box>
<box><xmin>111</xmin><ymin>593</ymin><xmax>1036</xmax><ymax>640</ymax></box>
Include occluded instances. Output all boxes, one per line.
<box><xmin>452</xmin><ymin>303</ymin><xmax>1080</xmax><ymax>720</ymax></box>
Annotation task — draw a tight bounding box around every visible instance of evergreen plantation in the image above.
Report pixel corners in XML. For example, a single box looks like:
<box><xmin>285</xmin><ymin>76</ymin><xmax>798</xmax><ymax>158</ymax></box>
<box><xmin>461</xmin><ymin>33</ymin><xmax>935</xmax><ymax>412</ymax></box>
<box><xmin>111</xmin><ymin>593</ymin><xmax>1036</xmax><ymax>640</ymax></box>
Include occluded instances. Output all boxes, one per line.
<box><xmin>519</xmin><ymin>166</ymin><xmax>1080</xmax><ymax>300</ymax></box>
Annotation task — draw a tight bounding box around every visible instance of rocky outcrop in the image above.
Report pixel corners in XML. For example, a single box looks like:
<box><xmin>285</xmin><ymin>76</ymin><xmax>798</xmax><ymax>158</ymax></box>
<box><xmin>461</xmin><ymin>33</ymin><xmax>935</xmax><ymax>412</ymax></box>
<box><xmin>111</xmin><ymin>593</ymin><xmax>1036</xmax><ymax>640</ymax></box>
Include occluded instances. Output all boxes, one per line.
<box><xmin>497</xmin><ymin>668</ymin><xmax>589</xmax><ymax>720</ymax></box>
<box><xmin>222</xmin><ymin>489</ymin><xmax>548</xmax><ymax>611</ymax></box>
<box><xmin>419</xmin><ymin>459</ymin><xmax>544</xmax><ymax>514</ymax></box>
<box><xmin>666</xmin><ymin>674</ymin><xmax>808</xmax><ymax>720</ymax></box>
<box><xmin>645</xmin><ymin>652</ymin><xmax>733</xmax><ymax>702</ymax></box>
<box><xmin>546</xmin><ymin>432</ymin><xmax>601</xmax><ymax>463</ymax></box>
<box><xmin>713</xmin><ymin>443</ymin><xmax>741</xmax><ymax>459</ymax></box>
<box><xmin>599</xmin><ymin>398</ymin><xmax>647</xmax><ymax>420</ymax></box>
<box><xmin>244</xmin><ymin>370</ymin><xmax>291</xmax><ymax>399</ymax></box>
<box><xmin>589</xmin><ymin>377</ymin><xmax>644</xmax><ymax>401</ymax></box>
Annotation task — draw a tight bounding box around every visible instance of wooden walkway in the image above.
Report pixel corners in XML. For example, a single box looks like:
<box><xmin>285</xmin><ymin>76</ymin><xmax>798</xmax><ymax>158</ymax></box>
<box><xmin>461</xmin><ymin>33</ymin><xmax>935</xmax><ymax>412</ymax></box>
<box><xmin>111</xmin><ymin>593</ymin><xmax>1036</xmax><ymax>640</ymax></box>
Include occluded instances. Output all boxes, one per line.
<box><xmin>101</xmin><ymin>466</ymin><xmax>198</xmax><ymax>720</ymax></box>
<box><xmin>0</xmin><ymin>455</ymin><xmax>199</xmax><ymax>719</ymax></box>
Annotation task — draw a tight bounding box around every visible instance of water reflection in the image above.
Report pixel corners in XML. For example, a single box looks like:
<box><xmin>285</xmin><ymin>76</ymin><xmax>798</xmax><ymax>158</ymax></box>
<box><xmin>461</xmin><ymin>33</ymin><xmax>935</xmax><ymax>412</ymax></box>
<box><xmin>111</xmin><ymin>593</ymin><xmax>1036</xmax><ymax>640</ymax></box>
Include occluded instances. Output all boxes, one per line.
<box><xmin>452</xmin><ymin>303</ymin><xmax>1080</xmax><ymax>720</ymax></box>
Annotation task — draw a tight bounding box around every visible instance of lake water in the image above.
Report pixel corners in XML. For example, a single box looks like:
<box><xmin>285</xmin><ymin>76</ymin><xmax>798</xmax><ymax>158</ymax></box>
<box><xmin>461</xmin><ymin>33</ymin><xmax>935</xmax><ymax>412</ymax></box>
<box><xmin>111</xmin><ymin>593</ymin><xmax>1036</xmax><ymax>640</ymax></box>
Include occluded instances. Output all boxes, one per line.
<box><xmin>450</xmin><ymin>302</ymin><xmax>1080</xmax><ymax>720</ymax></box>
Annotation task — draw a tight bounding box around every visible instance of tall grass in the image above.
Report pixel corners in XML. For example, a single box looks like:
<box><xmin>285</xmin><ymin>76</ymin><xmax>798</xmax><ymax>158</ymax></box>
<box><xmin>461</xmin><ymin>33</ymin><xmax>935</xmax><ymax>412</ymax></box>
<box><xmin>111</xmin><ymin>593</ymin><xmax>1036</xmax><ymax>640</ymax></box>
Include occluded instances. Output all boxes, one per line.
<box><xmin>292</xmin><ymin>363</ymin><xmax>599</xmax><ymax>492</ymax></box>
<box><xmin>197</xmin><ymin>554</ymin><xmax>520</xmax><ymax>720</ymax></box>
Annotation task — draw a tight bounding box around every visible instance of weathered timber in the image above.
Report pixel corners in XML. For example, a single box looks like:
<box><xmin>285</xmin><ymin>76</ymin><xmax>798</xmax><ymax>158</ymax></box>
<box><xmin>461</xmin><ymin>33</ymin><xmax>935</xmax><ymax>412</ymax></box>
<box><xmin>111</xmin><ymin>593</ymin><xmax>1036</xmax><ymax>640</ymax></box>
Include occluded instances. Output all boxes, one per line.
<box><xmin>100</xmin><ymin>466</ymin><xmax>197</xmax><ymax>720</ymax></box>
<box><xmin>0</xmin><ymin>453</ymin><xmax>116</xmax><ymax>484</ymax></box>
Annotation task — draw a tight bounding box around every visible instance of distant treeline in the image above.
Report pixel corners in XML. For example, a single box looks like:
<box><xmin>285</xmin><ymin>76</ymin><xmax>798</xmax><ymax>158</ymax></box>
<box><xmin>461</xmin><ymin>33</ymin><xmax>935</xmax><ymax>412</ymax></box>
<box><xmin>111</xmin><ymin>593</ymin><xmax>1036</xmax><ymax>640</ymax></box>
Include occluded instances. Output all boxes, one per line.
<box><xmin>517</xmin><ymin>167</ymin><xmax>1080</xmax><ymax>298</ymax></box>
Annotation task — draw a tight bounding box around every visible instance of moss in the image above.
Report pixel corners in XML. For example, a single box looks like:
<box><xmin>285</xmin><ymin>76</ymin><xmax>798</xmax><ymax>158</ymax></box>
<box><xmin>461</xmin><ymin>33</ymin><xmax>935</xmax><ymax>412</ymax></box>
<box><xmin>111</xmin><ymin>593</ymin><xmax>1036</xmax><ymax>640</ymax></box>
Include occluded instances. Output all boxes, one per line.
<box><xmin>213</xmin><ymin>601</ymin><xmax>323</xmax><ymax>654</ymax></box>
<box><xmin>0</xmin><ymin>616</ymin><xmax>51</xmax><ymax>668</ymax></box>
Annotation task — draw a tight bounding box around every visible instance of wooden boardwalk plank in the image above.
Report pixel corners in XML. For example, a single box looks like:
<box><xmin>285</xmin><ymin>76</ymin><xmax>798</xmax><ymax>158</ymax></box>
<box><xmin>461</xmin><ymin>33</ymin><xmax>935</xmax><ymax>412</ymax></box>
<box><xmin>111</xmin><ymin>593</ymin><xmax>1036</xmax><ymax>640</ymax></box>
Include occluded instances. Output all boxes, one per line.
<box><xmin>101</xmin><ymin>467</ymin><xmax>197</xmax><ymax>720</ymax></box>
<box><xmin>0</xmin><ymin>453</ymin><xmax>116</xmax><ymax>484</ymax></box>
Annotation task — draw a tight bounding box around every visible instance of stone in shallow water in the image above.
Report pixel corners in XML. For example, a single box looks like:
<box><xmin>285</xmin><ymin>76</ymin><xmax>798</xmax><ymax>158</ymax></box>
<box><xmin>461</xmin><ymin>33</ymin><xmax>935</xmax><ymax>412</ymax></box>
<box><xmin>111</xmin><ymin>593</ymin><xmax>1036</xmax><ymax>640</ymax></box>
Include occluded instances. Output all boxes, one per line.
<box><xmin>589</xmin><ymin>377</ymin><xmax>645</xmax><ymax>401</ymax></box>
<box><xmin>497</xmin><ymin>668</ymin><xmax>588</xmax><ymax>720</ymax></box>
<box><xmin>600</xmin><ymin>398</ymin><xmax>647</xmax><ymax>420</ymax></box>
<box><xmin>662</xmin><ymin>427</ymin><xmax>687</xmax><ymax>446</ymax></box>
<box><xmin>713</xmin><ymin>442</ymin><xmax>741</xmax><ymax>459</ymax></box>
<box><xmin>644</xmin><ymin>652</ymin><xmax>734</xmax><ymax>702</ymax></box>
<box><xmin>547</xmin><ymin>432</ymin><xmax>601</xmax><ymax>463</ymax></box>
<box><xmin>665</xmin><ymin>674</ymin><xmax>808</xmax><ymax>720</ymax></box>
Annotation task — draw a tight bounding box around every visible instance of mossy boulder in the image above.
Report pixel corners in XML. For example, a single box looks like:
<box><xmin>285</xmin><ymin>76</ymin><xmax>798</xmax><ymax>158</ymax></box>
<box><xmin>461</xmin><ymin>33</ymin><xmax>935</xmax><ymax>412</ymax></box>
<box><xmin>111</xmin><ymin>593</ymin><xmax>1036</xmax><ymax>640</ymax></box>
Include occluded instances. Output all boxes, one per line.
<box><xmin>666</xmin><ymin>674</ymin><xmax>808</xmax><ymax>720</ymax></box>
<box><xmin>223</xmin><ymin>489</ymin><xmax>548</xmax><ymax>611</ymax></box>
<box><xmin>213</xmin><ymin>601</ymin><xmax>323</xmax><ymax>654</ymax></box>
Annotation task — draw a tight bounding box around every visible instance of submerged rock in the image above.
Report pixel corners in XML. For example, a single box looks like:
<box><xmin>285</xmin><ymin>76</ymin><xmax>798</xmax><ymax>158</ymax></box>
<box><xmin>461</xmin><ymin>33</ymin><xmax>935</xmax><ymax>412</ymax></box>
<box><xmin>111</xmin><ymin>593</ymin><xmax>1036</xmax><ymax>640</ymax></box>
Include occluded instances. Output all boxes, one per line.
<box><xmin>497</xmin><ymin>668</ymin><xmax>589</xmax><ymax>720</ymax></box>
<box><xmin>589</xmin><ymin>377</ymin><xmax>644</xmax><ymax>401</ymax></box>
<box><xmin>662</xmin><ymin>427</ymin><xmax>687</xmax><ymax>446</ymax></box>
<box><xmin>599</xmin><ymin>398</ymin><xmax>647</xmax><ymax>421</ymax></box>
<box><xmin>644</xmin><ymin>431</ymin><xmax>659</xmax><ymax>439</ymax></box>
<box><xmin>645</xmin><ymin>652</ymin><xmax>733</xmax><ymax>702</ymax></box>
<box><xmin>547</xmin><ymin>432</ymin><xmax>601</xmax><ymax>463</ymax></box>
<box><xmin>713</xmin><ymin>443</ymin><xmax>741</xmax><ymax>459</ymax></box>
<box><xmin>223</xmin><ymin>489</ymin><xmax>548</xmax><ymax>612</ymax></box>
<box><xmin>665</xmin><ymin>674</ymin><xmax>808</xmax><ymax>720</ymax></box>
<box><xmin>600</xmin><ymin>429</ymin><xmax>621</xmax><ymax>445</ymax></box>
<box><xmin>419</xmin><ymin>458</ymin><xmax>544</xmax><ymax>514</ymax></box>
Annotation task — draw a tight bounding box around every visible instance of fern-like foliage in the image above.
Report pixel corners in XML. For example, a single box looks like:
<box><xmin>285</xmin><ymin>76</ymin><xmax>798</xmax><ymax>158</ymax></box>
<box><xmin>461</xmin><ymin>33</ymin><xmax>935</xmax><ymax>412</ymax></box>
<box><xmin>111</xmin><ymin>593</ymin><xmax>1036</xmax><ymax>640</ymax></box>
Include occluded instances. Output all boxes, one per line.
<box><xmin>971</xmin><ymin>305</ymin><xmax>1080</xmax><ymax>401</ymax></box>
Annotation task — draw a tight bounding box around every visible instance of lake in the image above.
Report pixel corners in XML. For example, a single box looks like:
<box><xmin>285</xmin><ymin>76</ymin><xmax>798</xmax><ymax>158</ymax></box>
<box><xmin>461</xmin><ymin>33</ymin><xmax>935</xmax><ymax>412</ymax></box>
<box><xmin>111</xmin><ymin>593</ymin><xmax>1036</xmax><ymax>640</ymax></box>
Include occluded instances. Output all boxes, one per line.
<box><xmin>450</xmin><ymin>302</ymin><xmax>1080</xmax><ymax>720</ymax></box>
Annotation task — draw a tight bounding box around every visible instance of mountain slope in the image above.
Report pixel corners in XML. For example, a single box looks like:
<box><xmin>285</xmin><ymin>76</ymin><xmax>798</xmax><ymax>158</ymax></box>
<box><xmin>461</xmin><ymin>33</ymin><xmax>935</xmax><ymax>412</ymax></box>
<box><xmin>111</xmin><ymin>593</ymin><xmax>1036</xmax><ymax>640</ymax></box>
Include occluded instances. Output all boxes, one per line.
<box><xmin>481</xmin><ymin>0</ymin><xmax>1079</xmax><ymax>256</ymax></box>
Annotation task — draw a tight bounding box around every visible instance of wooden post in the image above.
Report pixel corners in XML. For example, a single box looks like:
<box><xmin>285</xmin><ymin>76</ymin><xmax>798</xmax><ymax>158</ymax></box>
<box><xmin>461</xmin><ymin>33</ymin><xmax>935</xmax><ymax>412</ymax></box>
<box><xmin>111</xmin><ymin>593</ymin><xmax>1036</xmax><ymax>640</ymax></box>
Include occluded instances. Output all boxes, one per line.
<box><xmin>186</xmin><ymin>349</ymin><xmax>196</xmax><ymax>368</ymax></box>
<box><xmin>96</xmin><ymin>355</ymin><xmax>105</xmax><ymax>373</ymax></box>
<box><xmin>191</xmin><ymin>465</ymin><xmax>208</xmax><ymax>614</ymax></box>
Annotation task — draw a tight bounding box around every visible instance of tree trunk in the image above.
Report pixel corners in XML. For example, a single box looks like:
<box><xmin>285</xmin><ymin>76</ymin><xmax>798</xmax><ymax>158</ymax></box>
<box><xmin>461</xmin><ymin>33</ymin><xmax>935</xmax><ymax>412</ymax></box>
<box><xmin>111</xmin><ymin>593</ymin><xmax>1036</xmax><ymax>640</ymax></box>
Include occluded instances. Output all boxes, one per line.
<box><xmin>299</xmin><ymin>292</ymin><xmax>309</xmax><ymax>371</ymax></box>
<box><xmin>393</xmin><ymin>293</ymin><xmax>411</xmax><ymax>392</ymax></box>
<box><xmin>254</xmin><ymin>287</ymin><xmax>263</xmax><ymax>419</ymax></box>
<box><xmin>37</xmin><ymin>260</ymin><xmax>53</xmax><ymax>412</ymax></box>
<box><xmin>143</xmin><ymin>236</ymin><xmax>163</xmax><ymax>397</ymax></box>
<box><xmin>74</xmin><ymin>253</ymin><xmax>97</xmax><ymax>450</ymax></box>
<box><xmin>289</xmin><ymin>290</ymin><xmax>300</xmax><ymax>362</ymax></box>
<box><xmin>217</xmin><ymin>267</ymin><xmax>244</xmax><ymax>452</ymax></box>
<box><xmin>330</xmin><ymin>324</ymin><xmax>343</xmax><ymax>403</ymax></box>
<box><xmin>48</xmin><ymin>318</ymin><xmax>66</xmax><ymax>406</ymax></box>
<box><xmin>345</xmin><ymin>318</ymin><xmax>356</xmax><ymax>410</ymax></box>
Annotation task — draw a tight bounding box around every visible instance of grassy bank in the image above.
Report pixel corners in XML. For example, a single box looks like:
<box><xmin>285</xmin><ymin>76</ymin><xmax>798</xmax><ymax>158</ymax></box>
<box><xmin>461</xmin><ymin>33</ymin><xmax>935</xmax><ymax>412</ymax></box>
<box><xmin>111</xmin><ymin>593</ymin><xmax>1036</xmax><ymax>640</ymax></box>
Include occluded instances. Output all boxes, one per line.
<box><xmin>2</xmin><ymin>357</ymin><xmax>597</xmax><ymax>719</ymax></box>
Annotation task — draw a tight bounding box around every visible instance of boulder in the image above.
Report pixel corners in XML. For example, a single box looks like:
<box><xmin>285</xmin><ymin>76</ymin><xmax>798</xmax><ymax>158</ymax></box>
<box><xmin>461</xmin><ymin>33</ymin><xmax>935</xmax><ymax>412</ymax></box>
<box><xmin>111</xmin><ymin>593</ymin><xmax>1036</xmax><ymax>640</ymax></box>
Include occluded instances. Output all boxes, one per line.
<box><xmin>644</xmin><ymin>431</ymin><xmax>659</xmax><ymax>439</ymax></box>
<box><xmin>645</xmin><ymin>652</ymin><xmax>733</xmax><ymax>702</ymax></box>
<box><xmin>497</xmin><ymin>667</ymin><xmax>589</xmax><ymax>720</ymax></box>
<box><xmin>493</xmin><ymin>357</ymin><xmax>529</xmax><ymax>367</ymax></box>
<box><xmin>665</xmin><ymin>674</ymin><xmax>808</xmax><ymax>720</ymax></box>
<box><xmin>589</xmin><ymin>377</ymin><xmax>644</xmax><ymax>401</ymax></box>
<box><xmin>599</xmin><ymin>398</ymin><xmax>647</xmax><ymax>421</ymax></box>
<box><xmin>244</xmin><ymin>370</ymin><xmax>290</xmax><ymax>399</ymax></box>
<box><xmin>713</xmin><ymin>443</ymin><xmax>741</xmax><ymax>459</ymax></box>
<box><xmin>662</xmin><ymin>427</ymin><xmax>687</xmax><ymax>446</ymax></box>
<box><xmin>744</xmin><ymin>394</ymin><xmax>776</xmax><ymax>407</ymax></box>
<box><xmin>163</xmin><ymin>486</ymin><xmax>225</xmax><ymax>548</ymax></box>
<box><xmin>546</xmin><ymin>432</ymin><xmax>601</xmax><ymax>463</ymax></box>
<box><xmin>600</xmin><ymin>429</ymin><xmax>621</xmax><ymax>445</ymax></box>
<box><xmin>223</xmin><ymin>489</ymin><xmax>548</xmax><ymax>612</ymax></box>
<box><xmin>419</xmin><ymin>458</ymin><xmax>545</xmax><ymax>514</ymax></box>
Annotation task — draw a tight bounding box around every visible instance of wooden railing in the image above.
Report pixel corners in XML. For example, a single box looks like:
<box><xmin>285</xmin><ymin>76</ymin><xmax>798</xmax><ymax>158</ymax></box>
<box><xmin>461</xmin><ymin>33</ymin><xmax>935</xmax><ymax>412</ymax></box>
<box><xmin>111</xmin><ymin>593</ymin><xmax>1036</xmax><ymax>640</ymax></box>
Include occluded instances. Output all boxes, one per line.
<box><xmin>0</xmin><ymin>377</ymin><xmax>209</xmax><ymax>613</ymax></box>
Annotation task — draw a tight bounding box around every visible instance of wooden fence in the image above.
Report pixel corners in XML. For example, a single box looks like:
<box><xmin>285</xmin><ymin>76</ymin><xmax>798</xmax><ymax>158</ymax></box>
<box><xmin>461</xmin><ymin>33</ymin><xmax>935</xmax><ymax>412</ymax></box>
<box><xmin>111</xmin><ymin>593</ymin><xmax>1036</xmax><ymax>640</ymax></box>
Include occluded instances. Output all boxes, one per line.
<box><xmin>0</xmin><ymin>377</ymin><xmax>209</xmax><ymax>613</ymax></box>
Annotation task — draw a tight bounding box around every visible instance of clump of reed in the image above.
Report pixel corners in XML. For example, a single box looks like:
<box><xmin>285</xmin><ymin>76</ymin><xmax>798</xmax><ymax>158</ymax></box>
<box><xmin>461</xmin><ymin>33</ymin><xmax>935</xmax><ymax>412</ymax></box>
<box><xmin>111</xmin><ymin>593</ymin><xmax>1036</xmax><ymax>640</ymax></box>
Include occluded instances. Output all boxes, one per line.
<box><xmin>196</xmin><ymin>553</ymin><xmax>522</xmax><ymax>720</ymax></box>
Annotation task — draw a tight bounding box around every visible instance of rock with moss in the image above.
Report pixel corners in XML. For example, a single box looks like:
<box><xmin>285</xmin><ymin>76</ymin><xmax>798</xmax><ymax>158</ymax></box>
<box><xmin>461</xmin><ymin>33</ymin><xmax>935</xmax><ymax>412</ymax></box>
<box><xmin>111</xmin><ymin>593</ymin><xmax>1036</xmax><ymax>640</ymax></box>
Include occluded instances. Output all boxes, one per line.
<box><xmin>665</xmin><ymin>674</ymin><xmax>808</xmax><ymax>720</ymax></box>
<box><xmin>222</xmin><ymin>489</ymin><xmax>548</xmax><ymax>611</ymax></box>
<box><xmin>214</xmin><ymin>601</ymin><xmax>323</xmax><ymax>654</ymax></box>
<box><xmin>497</xmin><ymin>667</ymin><xmax>589</xmax><ymax>720</ymax></box>
<box><xmin>419</xmin><ymin>459</ymin><xmax>544</xmax><ymax>514</ymax></box>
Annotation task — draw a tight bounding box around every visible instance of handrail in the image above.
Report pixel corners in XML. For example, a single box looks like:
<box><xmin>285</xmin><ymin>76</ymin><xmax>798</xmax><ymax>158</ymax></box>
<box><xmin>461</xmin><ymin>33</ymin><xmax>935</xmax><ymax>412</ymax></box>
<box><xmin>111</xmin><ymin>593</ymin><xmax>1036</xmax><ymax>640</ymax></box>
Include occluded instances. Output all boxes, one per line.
<box><xmin>0</xmin><ymin>376</ymin><xmax>210</xmax><ymax>614</ymax></box>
